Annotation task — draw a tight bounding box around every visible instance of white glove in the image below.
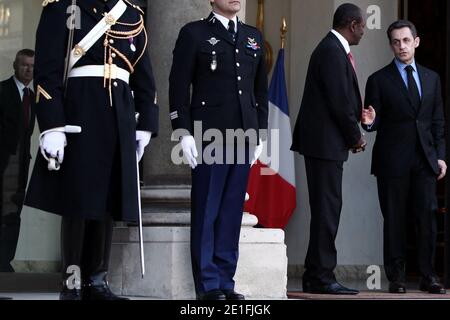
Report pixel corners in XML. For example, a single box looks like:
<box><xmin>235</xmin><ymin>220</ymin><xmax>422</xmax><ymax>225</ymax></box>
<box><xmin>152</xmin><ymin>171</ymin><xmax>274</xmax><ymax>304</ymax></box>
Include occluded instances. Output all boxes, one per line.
<box><xmin>251</xmin><ymin>139</ymin><xmax>263</xmax><ymax>167</ymax></box>
<box><xmin>181</xmin><ymin>135</ymin><xmax>198</xmax><ymax>169</ymax></box>
<box><xmin>40</xmin><ymin>131</ymin><xmax>67</xmax><ymax>164</ymax></box>
<box><xmin>136</xmin><ymin>130</ymin><xmax>152</xmax><ymax>162</ymax></box>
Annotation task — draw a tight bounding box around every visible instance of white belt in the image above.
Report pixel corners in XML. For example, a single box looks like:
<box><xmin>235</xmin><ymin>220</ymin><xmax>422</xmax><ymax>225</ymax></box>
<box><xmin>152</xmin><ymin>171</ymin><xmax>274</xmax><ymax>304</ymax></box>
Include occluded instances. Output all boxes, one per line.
<box><xmin>68</xmin><ymin>65</ymin><xmax>130</xmax><ymax>84</ymax></box>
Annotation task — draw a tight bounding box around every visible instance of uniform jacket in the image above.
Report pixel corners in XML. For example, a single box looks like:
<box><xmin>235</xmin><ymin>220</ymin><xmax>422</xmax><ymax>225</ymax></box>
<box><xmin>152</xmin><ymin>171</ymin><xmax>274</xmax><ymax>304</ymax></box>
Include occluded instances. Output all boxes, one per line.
<box><xmin>363</xmin><ymin>61</ymin><xmax>445</xmax><ymax>177</ymax></box>
<box><xmin>291</xmin><ymin>32</ymin><xmax>362</xmax><ymax>162</ymax></box>
<box><xmin>169</xmin><ymin>13</ymin><xmax>268</xmax><ymax>141</ymax></box>
<box><xmin>24</xmin><ymin>0</ymin><xmax>159</xmax><ymax>221</ymax></box>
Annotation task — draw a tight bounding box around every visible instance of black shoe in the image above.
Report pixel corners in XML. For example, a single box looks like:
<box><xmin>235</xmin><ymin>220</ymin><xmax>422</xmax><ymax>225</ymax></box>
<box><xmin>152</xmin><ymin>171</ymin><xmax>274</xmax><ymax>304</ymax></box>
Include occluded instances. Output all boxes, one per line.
<box><xmin>59</xmin><ymin>287</ymin><xmax>82</xmax><ymax>300</ymax></box>
<box><xmin>388</xmin><ymin>281</ymin><xmax>406</xmax><ymax>294</ymax></box>
<box><xmin>222</xmin><ymin>290</ymin><xmax>245</xmax><ymax>300</ymax></box>
<box><xmin>0</xmin><ymin>296</ymin><xmax>12</xmax><ymax>300</ymax></box>
<box><xmin>304</xmin><ymin>282</ymin><xmax>359</xmax><ymax>295</ymax></box>
<box><xmin>82</xmin><ymin>283</ymin><xmax>129</xmax><ymax>300</ymax></box>
<box><xmin>419</xmin><ymin>276</ymin><xmax>446</xmax><ymax>294</ymax></box>
<box><xmin>196</xmin><ymin>290</ymin><xmax>226</xmax><ymax>301</ymax></box>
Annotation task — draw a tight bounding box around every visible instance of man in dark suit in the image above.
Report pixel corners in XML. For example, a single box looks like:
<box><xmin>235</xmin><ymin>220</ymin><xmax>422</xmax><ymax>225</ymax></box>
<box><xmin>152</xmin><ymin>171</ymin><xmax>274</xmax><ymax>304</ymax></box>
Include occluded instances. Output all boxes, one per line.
<box><xmin>362</xmin><ymin>20</ymin><xmax>446</xmax><ymax>294</ymax></box>
<box><xmin>0</xmin><ymin>49</ymin><xmax>35</xmax><ymax>273</ymax></box>
<box><xmin>291</xmin><ymin>3</ymin><xmax>366</xmax><ymax>295</ymax></box>
<box><xmin>169</xmin><ymin>0</ymin><xmax>268</xmax><ymax>300</ymax></box>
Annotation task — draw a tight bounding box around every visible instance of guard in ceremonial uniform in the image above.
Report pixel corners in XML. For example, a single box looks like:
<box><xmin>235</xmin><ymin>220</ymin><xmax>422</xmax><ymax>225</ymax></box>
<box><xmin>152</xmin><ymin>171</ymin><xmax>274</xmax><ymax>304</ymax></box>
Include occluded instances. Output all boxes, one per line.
<box><xmin>25</xmin><ymin>0</ymin><xmax>159</xmax><ymax>300</ymax></box>
<box><xmin>169</xmin><ymin>0</ymin><xmax>268</xmax><ymax>300</ymax></box>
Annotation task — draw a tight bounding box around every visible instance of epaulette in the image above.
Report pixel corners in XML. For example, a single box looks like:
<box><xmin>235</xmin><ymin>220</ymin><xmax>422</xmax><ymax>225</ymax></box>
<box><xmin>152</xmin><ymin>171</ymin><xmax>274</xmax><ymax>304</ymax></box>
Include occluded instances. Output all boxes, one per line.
<box><xmin>240</xmin><ymin>22</ymin><xmax>259</xmax><ymax>31</ymax></box>
<box><xmin>123</xmin><ymin>0</ymin><xmax>145</xmax><ymax>15</ymax></box>
<box><xmin>42</xmin><ymin>0</ymin><xmax>60</xmax><ymax>7</ymax></box>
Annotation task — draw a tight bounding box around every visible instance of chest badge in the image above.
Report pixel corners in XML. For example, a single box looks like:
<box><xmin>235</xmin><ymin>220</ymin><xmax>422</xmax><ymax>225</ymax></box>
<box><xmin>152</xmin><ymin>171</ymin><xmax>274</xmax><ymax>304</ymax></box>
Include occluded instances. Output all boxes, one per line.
<box><xmin>207</xmin><ymin>37</ymin><xmax>221</xmax><ymax>46</ymax></box>
<box><xmin>246</xmin><ymin>37</ymin><xmax>260</xmax><ymax>50</ymax></box>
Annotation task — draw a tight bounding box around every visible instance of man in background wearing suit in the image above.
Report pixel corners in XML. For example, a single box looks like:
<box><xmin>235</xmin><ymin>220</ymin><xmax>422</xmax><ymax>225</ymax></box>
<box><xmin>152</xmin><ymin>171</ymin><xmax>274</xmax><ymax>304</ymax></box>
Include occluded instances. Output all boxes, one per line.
<box><xmin>0</xmin><ymin>49</ymin><xmax>35</xmax><ymax>272</ymax></box>
<box><xmin>362</xmin><ymin>20</ymin><xmax>446</xmax><ymax>294</ymax></box>
<box><xmin>291</xmin><ymin>3</ymin><xmax>366</xmax><ymax>295</ymax></box>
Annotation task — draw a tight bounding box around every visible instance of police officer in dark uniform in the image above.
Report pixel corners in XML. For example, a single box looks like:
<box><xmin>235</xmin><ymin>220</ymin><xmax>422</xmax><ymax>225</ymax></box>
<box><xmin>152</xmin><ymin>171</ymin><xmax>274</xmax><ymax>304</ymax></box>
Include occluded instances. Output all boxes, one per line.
<box><xmin>169</xmin><ymin>0</ymin><xmax>268</xmax><ymax>300</ymax></box>
<box><xmin>25</xmin><ymin>0</ymin><xmax>159</xmax><ymax>300</ymax></box>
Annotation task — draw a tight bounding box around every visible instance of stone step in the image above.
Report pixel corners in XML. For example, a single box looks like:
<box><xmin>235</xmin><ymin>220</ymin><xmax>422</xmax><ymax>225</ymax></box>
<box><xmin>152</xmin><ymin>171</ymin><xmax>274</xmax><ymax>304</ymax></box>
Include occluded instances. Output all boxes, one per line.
<box><xmin>141</xmin><ymin>185</ymin><xmax>190</xmax><ymax>212</ymax></box>
<box><xmin>133</xmin><ymin>211</ymin><xmax>257</xmax><ymax>227</ymax></box>
<box><xmin>141</xmin><ymin>185</ymin><xmax>190</xmax><ymax>205</ymax></box>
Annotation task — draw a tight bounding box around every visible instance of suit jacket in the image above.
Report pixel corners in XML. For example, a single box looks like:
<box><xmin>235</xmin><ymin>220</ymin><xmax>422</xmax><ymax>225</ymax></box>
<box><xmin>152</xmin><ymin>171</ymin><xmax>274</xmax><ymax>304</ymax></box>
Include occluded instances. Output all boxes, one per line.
<box><xmin>363</xmin><ymin>61</ymin><xmax>445</xmax><ymax>177</ymax></box>
<box><xmin>169</xmin><ymin>13</ymin><xmax>268</xmax><ymax>140</ymax></box>
<box><xmin>0</xmin><ymin>77</ymin><xmax>36</xmax><ymax>155</ymax></box>
<box><xmin>291</xmin><ymin>32</ymin><xmax>362</xmax><ymax>161</ymax></box>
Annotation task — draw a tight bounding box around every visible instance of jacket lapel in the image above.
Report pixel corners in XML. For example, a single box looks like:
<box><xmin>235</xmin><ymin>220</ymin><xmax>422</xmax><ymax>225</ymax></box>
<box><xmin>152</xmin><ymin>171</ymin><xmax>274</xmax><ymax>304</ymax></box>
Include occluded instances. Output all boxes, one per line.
<box><xmin>416</xmin><ymin>64</ymin><xmax>430</xmax><ymax>116</ymax></box>
<box><xmin>7</xmin><ymin>77</ymin><xmax>21</xmax><ymax>108</ymax></box>
<box><xmin>327</xmin><ymin>33</ymin><xmax>358</xmax><ymax>82</ymax></box>
<box><xmin>208</xmin><ymin>12</ymin><xmax>235</xmax><ymax>46</ymax></box>
<box><xmin>236</xmin><ymin>19</ymin><xmax>247</xmax><ymax>47</ymax></box>
<box><xmin>327</xmin><ymin>33</ymin><xmax>362</xmax><ymax>108</ymax></box>
<box><xmin>384</xmin><ymin>60</ymin><xmax>417</xmax><ymax>111</ymax></box>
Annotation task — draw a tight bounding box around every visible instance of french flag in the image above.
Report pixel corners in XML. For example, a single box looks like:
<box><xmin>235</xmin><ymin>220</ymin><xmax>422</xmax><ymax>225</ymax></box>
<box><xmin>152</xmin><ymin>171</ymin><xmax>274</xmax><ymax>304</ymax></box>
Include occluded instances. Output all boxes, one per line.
<box><xmin>244</xmin><ymin>49</ymin><xmax>297</xmax><ymax>229</ymax></box>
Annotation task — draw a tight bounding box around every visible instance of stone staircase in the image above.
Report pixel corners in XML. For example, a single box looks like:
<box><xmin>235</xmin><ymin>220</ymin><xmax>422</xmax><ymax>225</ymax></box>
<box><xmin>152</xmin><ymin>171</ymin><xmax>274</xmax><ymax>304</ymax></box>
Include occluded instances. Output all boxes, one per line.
<box><xmin>110</xmin><ymin>184</ymin><xmax>288</xmax><ymax>299</ymax></box>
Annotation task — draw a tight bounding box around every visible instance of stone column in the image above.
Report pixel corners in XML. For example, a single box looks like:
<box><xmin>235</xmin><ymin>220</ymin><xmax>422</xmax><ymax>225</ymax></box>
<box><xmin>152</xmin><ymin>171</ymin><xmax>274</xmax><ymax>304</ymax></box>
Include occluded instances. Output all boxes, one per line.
<box><xmin>109</xmin><ymin>0</ymin><xmax>288</xmax><ymax>299</ymax></box>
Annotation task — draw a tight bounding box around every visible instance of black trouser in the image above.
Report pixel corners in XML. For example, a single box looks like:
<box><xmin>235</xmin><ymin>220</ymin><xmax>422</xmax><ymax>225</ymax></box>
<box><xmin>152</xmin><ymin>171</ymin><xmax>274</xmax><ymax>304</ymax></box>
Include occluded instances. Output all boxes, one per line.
<box><xmin>61</xmin><ymin>216</ymin><xmax>114</xmax><ymax>288</ymax></box>
<box><xmin>0</xmin><ymin>149</ymin><xmax>10</xmax><ymax>219</ymax></box>
<box><xmin>303</xmin><ymin>157</ymin><xmax>344</xmax><ymax>285</ymax></box>
<box><xmin>0</xmin><ymin>140</ymin><xmax>32</xmax><ymax>272</ymax></box>
<box><xmin>377</xmin><ymin>150</ymin><xmax>438</xmax><ymax>282</ymax></box>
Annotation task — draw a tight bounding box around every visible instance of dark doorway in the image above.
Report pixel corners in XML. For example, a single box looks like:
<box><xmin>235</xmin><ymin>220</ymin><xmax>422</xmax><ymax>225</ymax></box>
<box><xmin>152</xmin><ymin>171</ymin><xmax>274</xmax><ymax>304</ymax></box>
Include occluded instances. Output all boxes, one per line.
<box><xmin>400</xmin><ymin>0</ymin><xmax>449</xmax><ymax>285</ymax></box>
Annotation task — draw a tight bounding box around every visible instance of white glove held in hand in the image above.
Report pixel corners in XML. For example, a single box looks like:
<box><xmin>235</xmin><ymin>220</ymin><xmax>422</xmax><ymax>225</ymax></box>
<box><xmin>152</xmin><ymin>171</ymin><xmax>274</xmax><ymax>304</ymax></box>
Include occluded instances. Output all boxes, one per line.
<box><xmin>40</xmin><ymin>131</ymin><xmax>67</xmax><ymax>164</ymax></box>
<box><xmin>181</xmin><ymin>135</ymin><xmax>198</xmax><ymax>169</ymax></box>
<box><xmin>251</xmin><ymin>139</ymin><xmax>264</xmax><ymax>167</ymax></box>
<box><xmin>136</xmin><ymin>130</ymin><xmax>152</xmax><ymax>162</ymax></box>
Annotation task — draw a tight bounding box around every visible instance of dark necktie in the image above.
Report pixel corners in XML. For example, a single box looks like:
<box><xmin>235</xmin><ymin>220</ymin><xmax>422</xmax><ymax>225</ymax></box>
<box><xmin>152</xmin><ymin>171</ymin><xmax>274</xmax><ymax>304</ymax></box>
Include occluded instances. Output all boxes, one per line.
<box><xmin>22</xmin><ymin>87</ymin><xmax>30</xmax><ymax>129</ymax></box>
<box><xmin>228</xmin><ymin>20</ymin><xmax>236</xmax><ymax>42</ymax></box>
<box><xmin>405</xmin><ymin>65</ymin><xmax>421</xmax><ymax>110</ymax></box>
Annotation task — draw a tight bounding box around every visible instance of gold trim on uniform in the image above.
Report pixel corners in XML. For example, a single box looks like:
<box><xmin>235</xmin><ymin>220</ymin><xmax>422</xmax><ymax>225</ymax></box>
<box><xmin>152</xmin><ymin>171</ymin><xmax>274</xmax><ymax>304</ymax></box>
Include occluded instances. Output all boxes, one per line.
<box><xmin>104</xmin><ymin>64</ymin><xmax>119</xmax><ymax>80</ymax></box>
<box><xmin>123</xmin><ymin>0</ymin><xmax>145</xmax><ymax>15</ymax></box>
<box><xmin>42</xmin><ymin>0</ymin><xmax>59</xmax><ymax>7</ymax></box>
<box><xmin>73</xmin><ymin>45</ymin><xmax>86</xmax><ymax>58</ymax></box>
<box><xmin>105</xmin><ymin>14</ymin><xmax>117</xmax><ymax>26</ymax></box>
<box><xmin>36</xmin><ymin>85</ymin><xmax>52</xmax><ymax>103</ymax></box>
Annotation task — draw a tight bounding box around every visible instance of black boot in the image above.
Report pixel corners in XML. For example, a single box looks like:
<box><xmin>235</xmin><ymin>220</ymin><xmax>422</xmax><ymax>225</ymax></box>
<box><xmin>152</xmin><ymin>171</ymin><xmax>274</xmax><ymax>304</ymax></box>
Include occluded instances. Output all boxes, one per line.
<box><xmin>81</xmin><ymin>218</ymin><xmax>128</xmax><ymax>300</ymax></box>
<box><xmin>59</xmin><ymin>217</ymin><xmax>85</xmax><ymax>300</ymax></box>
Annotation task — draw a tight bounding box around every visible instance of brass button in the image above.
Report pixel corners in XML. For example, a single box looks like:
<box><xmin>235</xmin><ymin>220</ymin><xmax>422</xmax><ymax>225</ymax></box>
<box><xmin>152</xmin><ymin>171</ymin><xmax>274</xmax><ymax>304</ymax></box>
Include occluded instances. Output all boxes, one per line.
<box><xmin>237</xmin><ymin>76</ymin><xmax>242</xmax><ymax>81</ymax></box>
<box><xmin>109</xmin><ymin>39</ymin><xmax>114</xmax><ymax>44</ymax></box>
<box><xmin>111</xmin><ymin>53</ymin><xmax>116</xmax><ymax>58</ymax></box>
<box><xmin>239</xmin><ymin>90</ymin><xmax>243</xmax><ymax>95</ymax></box>
<box><xmin>235</xmin><ymin>49</ymin><xmax>239</xmax><ymax>53</ymax></box>
<box><xmin>202</xmin><ymin>101</ymin><xmax>206</xmax><ymax>106</ymax></box>
<box><xmin>113</xmin><ymin>82</ymin><xmax>118</xmax><ymax>87</ymax></box>
<box><xmin>236</xmin><ymin>62</ymin><xmax>240</xmax><ymax>67</ymax></box>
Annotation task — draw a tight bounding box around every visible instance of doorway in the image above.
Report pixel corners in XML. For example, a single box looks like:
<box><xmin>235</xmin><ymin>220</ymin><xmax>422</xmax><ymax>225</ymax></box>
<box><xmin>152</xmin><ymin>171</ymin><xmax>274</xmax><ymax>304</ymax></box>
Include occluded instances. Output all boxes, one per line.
<box><xmin>400</xmin><ymin>0</ymin><xmax>449</xmax><ymax>284</ymax></box>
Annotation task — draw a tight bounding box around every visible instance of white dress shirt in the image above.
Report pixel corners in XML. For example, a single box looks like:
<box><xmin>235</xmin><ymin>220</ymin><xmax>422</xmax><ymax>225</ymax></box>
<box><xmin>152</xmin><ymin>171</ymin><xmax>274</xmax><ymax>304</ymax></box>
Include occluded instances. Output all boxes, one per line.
<box><xmin>13</xmin><ymin>76</ymin><xmax>33</xmax><ymax>101</ymax></box>
<box><xmin>213</xmin><ymin>12</ymin><xmax>238</xmax><ymax>33</ymax></box>
<box><xmin>331</xmin><ymin>29</ymin><xmax>350</xmax><ymax>54</ymax></box>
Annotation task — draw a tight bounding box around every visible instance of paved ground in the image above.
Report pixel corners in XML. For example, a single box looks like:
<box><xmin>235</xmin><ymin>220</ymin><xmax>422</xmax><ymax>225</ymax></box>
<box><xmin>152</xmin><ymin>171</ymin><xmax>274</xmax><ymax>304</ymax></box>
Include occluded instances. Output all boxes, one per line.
<box><xmin>1</xmin><ymin>278</ymin><xmax>449</xmax><ymax>300</ymax></box>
